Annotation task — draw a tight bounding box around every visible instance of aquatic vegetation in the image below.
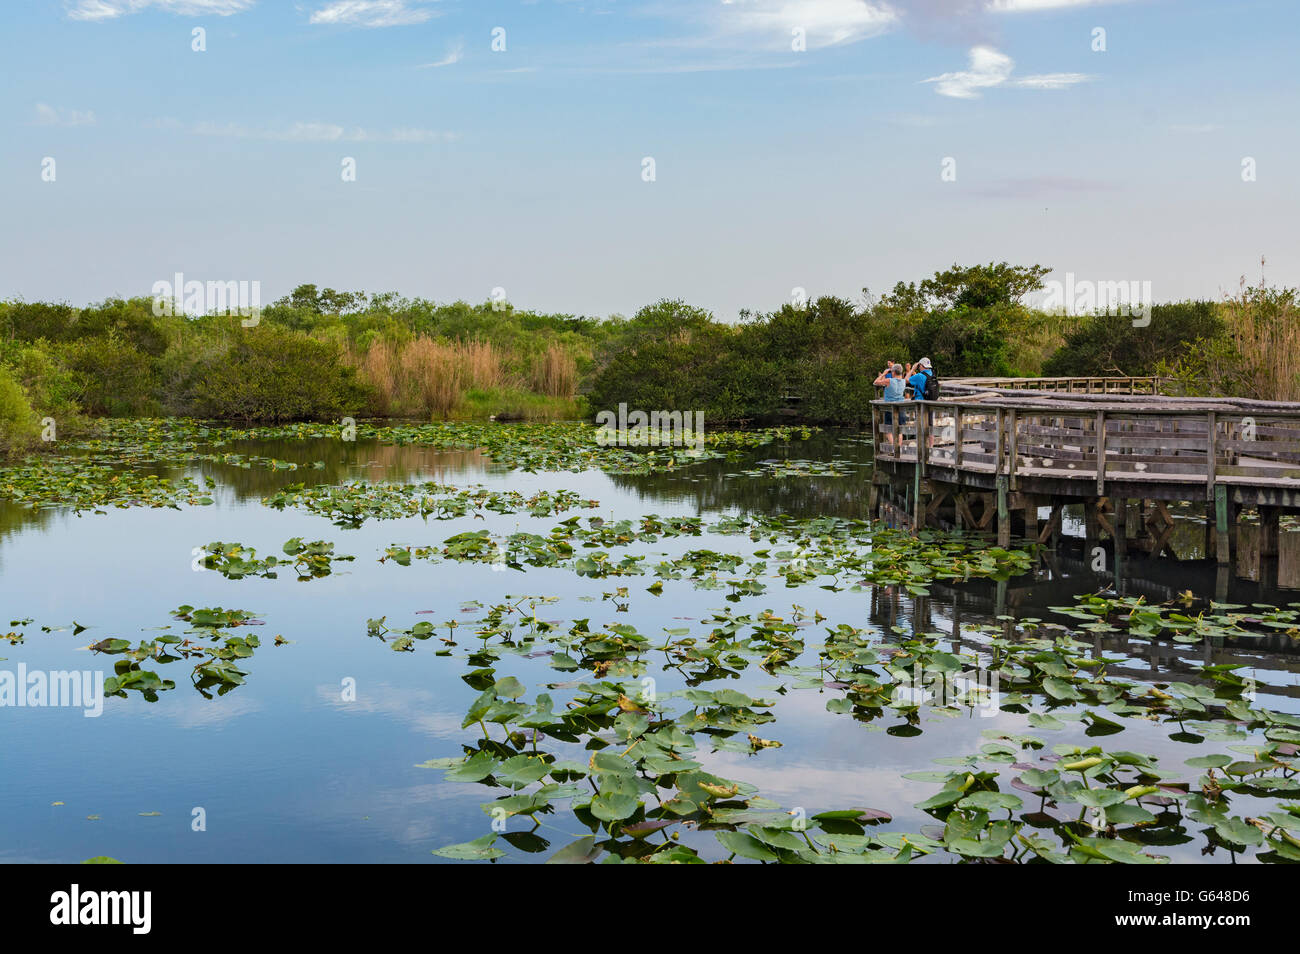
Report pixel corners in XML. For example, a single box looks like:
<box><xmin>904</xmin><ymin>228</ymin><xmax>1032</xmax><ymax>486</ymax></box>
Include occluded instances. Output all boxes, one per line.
<box><xmin>3</xmin><ymin>618</ymin><xmax>87</xmax><ymax>646</ymax></box>
<box><xmin>380</xmin><ymin>515</ymin><xmax>1034</xmax><ymax>597</ymax></box>
<box><xmin>92</xmin><ymin>606</ymin><xmax>267</xmax><ymax>700</ymax></box>
<box><xmin>0</xmin><ymin>461</ymin><xmax>213</xmax><ymax>513</ymax></box>
<box><xmin>8</xmin><ymin>417</ymin><xmax>1300</xmax><ymax>866</ymax></box>
<box><xmin>737</xmin><ymin>458</ymin><xmax>857</xmax><ymax>478</ymax></box>
<box><xmin>0</xmin><ymin>418</ymin><xmax>823</xmax><ymax>527</ymax></box>
<box><xmin>1051</xmin><ymin>594</ymin><xmax>1300</xmax><ymax>645</ymax></box>
<box><xmin>263</xmin><ymin>482</ymin><xmax>599</xmax><ymax>528</ymax></box>
<box><xmin>70</xmin><ymin>418</ymin><xmax>818</xmax><ymax>476</ymax></box>
<box><xmin>379</xmin><ymin>578</ymin><xmax>1300</xmax><ymax>864</ymax></box>
<box><xmin>423</xmin><ymin>672</ymin><xmax>913</xmax><ymax>864</ymax></box>
<box><xmin>197</xmin><ymin>540</ymin><xmax>355</xmax><ymax>580</ymax></box>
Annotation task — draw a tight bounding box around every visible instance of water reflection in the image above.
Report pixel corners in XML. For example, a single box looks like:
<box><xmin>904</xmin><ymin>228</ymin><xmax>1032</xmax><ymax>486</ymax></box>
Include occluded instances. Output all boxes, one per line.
<box><xmin>606</xmin><ymin>431</ymin><xmax>874</xmax><ymax>518</ymax></box>
<box><xmin>199</xmin><ymin>439</ymin><xmax>496</xmax><ymax>501</ymax></box>
<box><xmin>3</xmin><ymin>426</ymin><xmax>1299</xmax><ymax>863</ymax></box>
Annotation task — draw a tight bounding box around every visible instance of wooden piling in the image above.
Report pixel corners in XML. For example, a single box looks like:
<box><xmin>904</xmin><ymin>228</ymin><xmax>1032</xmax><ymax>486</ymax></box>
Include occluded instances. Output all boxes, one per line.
<box><xmin>996</xmin><ymin>475</ymin><xmax>1010</xmax><ymax>547</ymax></box>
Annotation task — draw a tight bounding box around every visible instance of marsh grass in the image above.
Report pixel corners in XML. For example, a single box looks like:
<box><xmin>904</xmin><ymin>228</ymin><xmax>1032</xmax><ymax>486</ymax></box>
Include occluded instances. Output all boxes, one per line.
<box><xmin>1222</xmin><ymin>278</ymin><xmax>1300</xmax><ymax>401</ymax></box>
<box><xmin>1159</xmin><ymin>278</ymin><xmax>1300</xmax><ymax>402</ymax></box>
<box><xmin>528</xmin><ymin>344</ymin><xmax>578</xmax><ymax>398</ymax></box>
<box><xmin>454</xmin><ymin>387</ymin><xmax>581</xmax><ymax>421</ymax></box>
<box><xmin>356</xmin><ymin>337</ymin><xmax>559</xmax><ymax>420</ymax></box>
<box><xmin>399</xmin><ymin>338</ymin><xmax>463</xmax><ymax>419</ymax></box>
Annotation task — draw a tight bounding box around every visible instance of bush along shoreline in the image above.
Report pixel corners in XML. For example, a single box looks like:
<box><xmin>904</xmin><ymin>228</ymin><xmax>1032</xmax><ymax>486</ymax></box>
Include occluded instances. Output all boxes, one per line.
<box><xmin>3</xmin><ymin>264</ymin><xmax>1296</xmax><ymax>459</ymax></box>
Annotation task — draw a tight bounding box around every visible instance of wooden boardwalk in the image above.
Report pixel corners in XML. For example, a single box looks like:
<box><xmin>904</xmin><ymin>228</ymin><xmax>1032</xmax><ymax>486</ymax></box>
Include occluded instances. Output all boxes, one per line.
<box><xmin>869</xmin><ymin>376</ymin><xmax>1300</xmax><ymax>566</ymax></box>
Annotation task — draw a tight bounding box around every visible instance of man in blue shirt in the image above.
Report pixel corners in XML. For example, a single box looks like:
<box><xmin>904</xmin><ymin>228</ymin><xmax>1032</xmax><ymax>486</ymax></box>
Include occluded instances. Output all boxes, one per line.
<box><xmin>908</xmin><ymin>357</ymin><xmax>934</xmax><ymax>401</ymax></box>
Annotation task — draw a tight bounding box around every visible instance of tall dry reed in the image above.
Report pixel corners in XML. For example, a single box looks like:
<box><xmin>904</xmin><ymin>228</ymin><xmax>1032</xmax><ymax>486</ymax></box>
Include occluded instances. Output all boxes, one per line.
<box><xmin>355</xmin><ymin>337</ymin><xmax>464</xmax><ymax>418</ymax></box>
<box><xmin>358</xmin><ymin>338</ymin><xmax>400</xmax><ymax>415</ymax></box>
<box><xmin>457</xmin><ymin>340</ymin><xmax>507</xmax><ymax>391</ymax></box>
<box><xmin>1222</xmin><ymin>277</ymin><xmax>1300</xmax><ymax>402</ymax></box>
<box><xmin>357</xmin><ymin>336</ymin><xmax>567</xmax><ymax>418</ymax></box>
<box><xmin>529</xmin><ymin>344</ymin><xmax>577</xmax><ymax>398</ymax></box>
<box><xmin>399</xmin><ymin>338</ymin><xmax>463</xmax><ymax>419</ymax></box>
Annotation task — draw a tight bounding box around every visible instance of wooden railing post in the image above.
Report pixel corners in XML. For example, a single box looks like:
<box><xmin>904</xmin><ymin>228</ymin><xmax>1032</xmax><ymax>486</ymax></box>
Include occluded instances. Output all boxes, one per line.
<box><xmin>1205</xmin><ymin>411</ymin><xmax>1217</xmax><ymax>499</ymax></box>
<box><xmin>1007</xmin><ymin>409</ymin><xmax>1019</xmax><ymax>491</ymax></box>
<box><xmin>994</xmin><ymin>409</ymin><xmax>1005</xmax><ymax>477</ymax></box>
<box><xmin>917</xmin><ymin>403</ymin><xmax>928</xmax><ymax>474</ymax></box>
<box><xmin>1215</xmin><ymin>483</ymin><xmax>1230</xmax><ymax>566</ymax></box>
<box><xmin>996</xmin><ymin>474</ymin><xmax>1010</xmax><ymax>547</ymax></box>
<box><xmin>1095</xmin><ymin>410</ymin><xmax>1107</xmax><ymax>496</ymax></box>
<box><xmin>954</xmin><ymin>406</ymin><xmax>964</xmax><ymax>469</ymax></box>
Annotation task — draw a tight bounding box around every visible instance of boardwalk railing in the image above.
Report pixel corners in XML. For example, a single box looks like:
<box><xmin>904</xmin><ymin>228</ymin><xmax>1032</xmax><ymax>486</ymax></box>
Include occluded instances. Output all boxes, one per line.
<box><xmin>871</xmin><ymin>399</ymin><xmax>1300</xmax><ymax>492</ymax></box>
<box><xmin>944</xmin><ymin>375</ymin><xmax>1161</xmax><ymax>395</ymax></box>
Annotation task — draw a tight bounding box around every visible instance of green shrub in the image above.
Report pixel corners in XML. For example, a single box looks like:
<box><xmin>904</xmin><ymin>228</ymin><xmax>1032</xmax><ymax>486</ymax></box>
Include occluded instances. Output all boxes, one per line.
<box><xmin>76</xmin><ymin>298</ymin><xmax>170</xmax><ymax>357</ymax></box>
<box><xmin>4</xmin><ymin>344</ymin><xmax>81</xmax><ymax>418</ymax></box>
<box><xmin>0</xmin><ymin>301</ymin><xmax>80</xmax><ymax>342</ymax></box>
<box><xmin>746</xmin><ymin>296</ymin><xmax>895</xmax><ymax>424</ymax></box>
<box><xmin>906</xmin><ymin>307</ymin><xmax>1015</xmax><ymax>378</ymax></box>
<box><xmin>58</xmin><ymin>334</ymin><xmax>159</xmax><ymax>416</ymax></box>
<box><xmin>186</xmin><ymin>327</ymin><xmax>370</xmax><ymax>423</ymax></box>
<box><xmin>0</xmin><ymin>365</ymin><xmax>40</xmax><ymax>459</ymax></box>
<box><xmin>1042</xmin><ymin>301</ymin><xmax>1222</xmax><ymax>377</ymax></box>
<box><xmin>585</xmin><ymin>319</ymin><xmax>773</xmax><ymax>425</ymax></box>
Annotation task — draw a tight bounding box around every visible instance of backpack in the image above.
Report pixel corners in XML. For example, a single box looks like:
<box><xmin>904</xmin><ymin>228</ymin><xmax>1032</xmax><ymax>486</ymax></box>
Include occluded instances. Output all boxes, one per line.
<box><xmin>918</xmin><ymin>368</ymin><xmax>940</xmax><ymax>401</ymax></box>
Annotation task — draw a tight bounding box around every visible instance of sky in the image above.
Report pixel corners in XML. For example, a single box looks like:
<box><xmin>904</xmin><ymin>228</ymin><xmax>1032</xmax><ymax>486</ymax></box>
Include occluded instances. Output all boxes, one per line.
<box><xmin>2</xmin><ymin>0</ymin><xmax>1298</xmax><ymax>320</ymax></box>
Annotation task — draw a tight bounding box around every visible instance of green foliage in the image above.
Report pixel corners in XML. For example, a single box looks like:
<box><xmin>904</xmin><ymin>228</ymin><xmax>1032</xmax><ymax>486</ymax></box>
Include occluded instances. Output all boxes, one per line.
<box><xmin>185</xmin><ymin>327</ymin><xmax>369</xmax><ymax>424</ymax></box>
<box><xmin>906</xmin><ymin>306</ymin><xmax>1015</xmax><ymax>378</ymax></box>
<box><xmin>1153</xmin><ymin>336</ymin><xmax>1247</xmax><ymax>398</ymax></box>
<box><xmin>585</xmin><ymin>284</ymin><xmax>1040</xmax><ymax>424</ymax></box>
<box><xmin>58</xmin><ymin>333</ymin><xmax>160</xmax><ymax>416</ymax></box>
<box><xmin>0</xmin><ymin>365</ymin><xmax>40</xmax><ymax>459</ymax></box>
<box><xmin>879</xmin><ymin>262</ymin><xmax>1051</xmax><ymax>311</ymax></box>
<box><xmin>4</xmin><ymin>265</ymin><xmax>1279</xmax><ymax>427</ymax></box>
<box><xmin>586</xmin><ymin>318</ymin><xmax>767</xmax><ymax>424</ymax></box>
<box><xmin>1042</xmin><ymin>301</ymin><xmax>1222</xmax><ymax>377</ymax></box>
<box><xmin>0</xmin><ymin>301</ymin><xmax>80</xmax><ymax>342</ymax></box>
<box><xmin>0</xmin><ymin>341</ymin><xmax>83</xmax><ymax>427</ymax></box>
<box><xmin>0</xmin><ymin>297</ymin><xmax>168</xmax><ymax>356</ymax></box>
<box><xmin>750</xmin><ymin>296</ymin><xmax>899</xmax><ymax>425</ymax></box>
<box><xmin>456</xmin><ymin>388</ymin><xmax>582</xmax><ymax>422</ymax></box>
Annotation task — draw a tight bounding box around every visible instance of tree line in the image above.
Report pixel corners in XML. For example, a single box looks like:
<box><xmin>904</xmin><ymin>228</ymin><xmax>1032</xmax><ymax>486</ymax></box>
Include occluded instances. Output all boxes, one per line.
<box><xmin>2</xmin><ymin>264</ymin><xmax>1294</xmax><ymax>458</ymax></box>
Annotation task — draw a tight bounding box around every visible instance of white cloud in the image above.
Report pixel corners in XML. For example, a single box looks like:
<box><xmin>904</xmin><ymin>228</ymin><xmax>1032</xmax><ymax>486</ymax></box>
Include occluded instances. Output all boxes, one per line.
<box><xmin>717</xmin><ymin>0</ymin><xmax>899</xmax><ymax>47</ymax></box>
<box><xmin>923</xmin><ymin>45</ymin><xmax>1090</xmax><ymax>98</ymax></box>
<box><xmin>66</xmin><ymin>0</ymin><xmax>254</xmax><ymax>20</ymax></box>
<box><xmin>418</xmin><ymin>39</ymin><xmax>463</xmax><ymax>68</ymax></box>
<box><xmin>182</xmin><ymin>118</ymin><xmax>457</xmax><ymax>142</ymax></box>
<box><xmin>33</xmin><ymin>102</ymin><xmax>97</xmax><ymax>126</ymax></box>
<box><xmin>387</xmin><ymin>126</ymin><xmax>458</xmax><ymax>142</ymax></box>
<box><xmin>1012</xmin><ymin>70</ymin><xmax>1094</xmax><ymax>89</ymax></box>
<box><xmin>308</xmin><ymin>0</ymin><xmax>440</xmax><ymax>27</ymax></box>
<box><xmin>987</xmin><ymin>0</ymin><xmax>1129</xmax><ymax>10</ymax></box>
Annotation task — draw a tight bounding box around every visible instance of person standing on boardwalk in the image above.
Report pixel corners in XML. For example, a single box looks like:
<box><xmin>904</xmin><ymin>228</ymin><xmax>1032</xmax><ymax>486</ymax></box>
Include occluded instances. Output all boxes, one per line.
<box><xmin>873</xmin><ymin>362</ymin><xmax>907</xmax><ymax>445</ymax></box>
<box><xmin>907</xmin><ymin>357</ymin><xmax>935</xmax><ymax>401</ymax></box>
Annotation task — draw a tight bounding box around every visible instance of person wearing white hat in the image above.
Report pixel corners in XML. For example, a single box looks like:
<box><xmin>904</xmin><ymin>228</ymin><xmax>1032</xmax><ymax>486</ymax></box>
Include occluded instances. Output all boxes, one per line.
<box><xmin>907</xmin><ymin>357</ymin><xmax>934</xmax><ymax>401</ymax></box>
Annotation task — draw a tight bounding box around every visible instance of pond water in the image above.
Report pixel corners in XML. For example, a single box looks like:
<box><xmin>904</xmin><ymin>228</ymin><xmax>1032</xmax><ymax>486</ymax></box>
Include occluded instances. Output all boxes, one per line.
<box><xmin>1</xmin><ymin>426</ymin><xmax>1297</xmax><ymax>864</ymax></box>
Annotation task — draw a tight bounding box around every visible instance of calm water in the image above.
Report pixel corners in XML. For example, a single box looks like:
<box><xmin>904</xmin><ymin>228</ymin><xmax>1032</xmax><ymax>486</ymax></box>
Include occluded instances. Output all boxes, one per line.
<box><xmin>1</xmin><ymin>430</ymin><xmax>1296</xmax><ymax>863</ymax></box>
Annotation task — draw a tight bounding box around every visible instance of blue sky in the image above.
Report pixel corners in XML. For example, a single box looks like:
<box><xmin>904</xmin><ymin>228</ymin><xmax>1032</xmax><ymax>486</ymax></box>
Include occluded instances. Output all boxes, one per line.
<box><xmin>3</xmin><ymin>0</ymin><xmax>1298</xmax><ymax>319</ymax></box>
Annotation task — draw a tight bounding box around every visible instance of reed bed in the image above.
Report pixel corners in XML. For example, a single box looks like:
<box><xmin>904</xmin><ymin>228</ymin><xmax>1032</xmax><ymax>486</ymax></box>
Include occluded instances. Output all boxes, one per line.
<box><xmin>354</xmin><ymin>337</ymin><xmax>567</xmax><ymax>419</ymax></box>
<box><xmin>1222</xmin><ymin>280</ymin><xmax>1300</xmax><ymax>402</ymax></box>
<box><xmin>528</xmin><ymin>344</ymin><xmax>578</xmax><ymax>398</ymax></box>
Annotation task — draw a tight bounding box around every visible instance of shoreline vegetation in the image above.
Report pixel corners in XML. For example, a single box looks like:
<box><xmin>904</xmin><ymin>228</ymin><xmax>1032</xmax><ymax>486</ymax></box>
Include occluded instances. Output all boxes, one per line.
<box><xmin>2</xmin><ymin>262</ymin><xmax>1297</xmax><ymax>460</ymax></box>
